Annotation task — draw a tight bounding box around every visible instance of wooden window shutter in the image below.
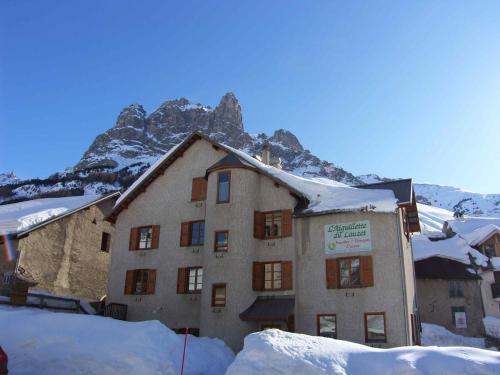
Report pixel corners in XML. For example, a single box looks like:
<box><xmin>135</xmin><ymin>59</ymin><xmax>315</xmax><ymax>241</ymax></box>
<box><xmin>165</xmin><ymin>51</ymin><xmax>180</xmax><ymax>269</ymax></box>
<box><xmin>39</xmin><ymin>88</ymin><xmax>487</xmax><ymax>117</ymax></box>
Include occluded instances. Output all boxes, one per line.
<box><xmin>147</xmin><ymin>270</ymin><xmax>156</xmax><ymax>294</ymax></box>
<box><xmin>360</xmin><ymin>256</ymin><xmax>374</xmax><ymax>287</ymax></box>
<box><xmin>281</xmin><ymin>209</ymin><xmax>293</xmax><ymax>237</ymax></box>
<box><xmin>180</xmin><ymin>222</ymin><xmax>191</xmax><ymax>247</ymax></box>
<box><xmin>124</xmin><ymin>270</ymin><xmax>135</xmax><ymax>294</ymax></box>
<box><xmin>191</xmin><ymin>177</ymin><xmax>208</xmax><ymax>201</ymax></box>
<box><xmin>129</xmin><ymin>228</ymin><xmax>139</xmax><ymax>251</ymax></box>
<box><xmin>151</xmin><ymin>225</ymin><xmax>160</xmax><ymax>249</ymax></box>
<box><xmin>254</xmin><ymin>211</ymin><xmax>265</xmax><ymax>239</ymax></box>
<box><xmin>177</xmin><ymin>268</ymin><xmax>188</xmax><ymax>294</ymax></box>
<box><xmin>325</xmin><ymin>259</ymin><xmax>338</xmax><ymax>289</ymax></box>
<box><xmin>281</xmin><ymin>261</ymin><xmax>293</xmax><ymax>290</ymax></box>
<box><xmin>252</xmin><ymin>262</ymin><xmax>264</xmax><ymax>291</ymax></box>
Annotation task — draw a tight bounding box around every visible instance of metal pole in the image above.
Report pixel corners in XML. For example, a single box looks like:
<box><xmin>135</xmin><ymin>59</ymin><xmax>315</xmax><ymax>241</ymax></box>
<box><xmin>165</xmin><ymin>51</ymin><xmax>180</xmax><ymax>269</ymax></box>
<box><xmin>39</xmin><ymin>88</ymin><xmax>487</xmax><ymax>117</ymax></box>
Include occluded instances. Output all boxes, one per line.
<box><xmin>180</xmin><ymin>327</ymin><xmax>188</xmax><ymax>375</ymax></box>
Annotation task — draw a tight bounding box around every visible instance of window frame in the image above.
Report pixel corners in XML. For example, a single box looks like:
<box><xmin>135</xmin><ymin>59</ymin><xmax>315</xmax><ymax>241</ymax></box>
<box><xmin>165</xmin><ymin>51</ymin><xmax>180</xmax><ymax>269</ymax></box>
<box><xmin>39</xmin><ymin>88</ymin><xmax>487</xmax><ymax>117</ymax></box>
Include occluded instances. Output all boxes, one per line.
<box><xmin>100</xmin><ymin>232</ymin><xmax>111</xmax><ymax>252</ymax></box>
<box><xmin>211</xmin><ymin>283</ymin><xmax>227</xmax><ymax>307</ymax></box>
<box><xmin>263</xmin><ymin>261</ymin><xmax>283</xmax><ymax>290</ymax></box>
<box><xmin>186</xmin><ymin>267</ymin><xmax>203</xmax><ymax>294</ymax></box>
<box><xmin>449</xmin><ymin>280</ymin><xmax>465</xmax><ymax>298</ymax></box>
<box><xmin>263</xmin><ymin>210</ymin><xmax>283</xmax><ymax>239</ymax></box>
<box><xmin>137</xmin><ymin>226</ymin><xmax>154</xmax><ymax>250</ymax></box>
<box><xmin>190</xmin><ymin>220</ymin><xmax>205</xmax><ymax>246</ymax></box>
<box><xmin>317</xmin><ymin>314</ymin><xmax>337</xmax><ymax>339</ymax></box>
<box><xmin>338</xmin><ymin>256</ymin><xmax>362</xmax><ymax>288</ymax></box>
<box><xmin>214</xmin><ymin>230</ymin><xmax>229</xmax><ymax>252</ymax></box>
<box><xmin>364</xmin><ymin>312</ymin><xmax>387</xmax><ymax>343</ymax></box>
<box><xmin>133</xmin><ymin>269</ymin><xmax>150</xmax><ymax>295</ymax></box>
<box><xmin>216</xmin><ymin>171</ymin><xmax>231</xmax><ymax>204</ymax></box>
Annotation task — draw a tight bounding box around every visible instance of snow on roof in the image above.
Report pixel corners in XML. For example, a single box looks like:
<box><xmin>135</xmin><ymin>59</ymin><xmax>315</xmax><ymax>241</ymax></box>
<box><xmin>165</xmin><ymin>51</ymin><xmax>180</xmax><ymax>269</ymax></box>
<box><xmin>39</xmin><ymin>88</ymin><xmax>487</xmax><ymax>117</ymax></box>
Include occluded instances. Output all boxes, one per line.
<box><xmin>0</xmin><ymin>195</ymin><xmax>104</xmax><ymax>235</ymax></box>
<box><xmin>225</xmin><ymin>144</ymin><xmax>398</xmax><ymax>214</ymax></box>
<box><xmin>115</xmin><ymin>134</ymin><xmax>398</xmax><ymax>215</ymax></box>
<box><xmin>412</xmin><ymin>233</ymin><xmax>488</xmax><ymax>266</ymax></box>
<box><xmin>462</xmin><ymin>224</ymin><xmax>500</xmax><ymax>247</ymax></box>
<box><xmin>446</xmin><ymin>216</ymin><xmax>500</xmax><ymax>238</ymax></box>
<box><xmin>417</xmin><ymin>203</ymin><xmax>455</xmax><ymax>237</ymax></box>
<box><xmin>491</xmin><ymin>257</ymin><xmax>500</xmax><ymax>270</ymax></box>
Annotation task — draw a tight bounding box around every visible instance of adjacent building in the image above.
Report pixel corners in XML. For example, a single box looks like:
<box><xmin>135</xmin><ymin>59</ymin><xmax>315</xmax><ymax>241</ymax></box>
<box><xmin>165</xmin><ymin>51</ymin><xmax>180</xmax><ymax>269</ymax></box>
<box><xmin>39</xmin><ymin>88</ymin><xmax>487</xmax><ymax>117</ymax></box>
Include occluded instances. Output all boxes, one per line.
<box><xmin>106</xmin><ymin>132</ymin><xmax>421</xmax><ymax>351</ymax></box>
<box><xmin>0</xmin><ymin>193</ymin><xmax>118</xmax><ymax>301</ymax></box>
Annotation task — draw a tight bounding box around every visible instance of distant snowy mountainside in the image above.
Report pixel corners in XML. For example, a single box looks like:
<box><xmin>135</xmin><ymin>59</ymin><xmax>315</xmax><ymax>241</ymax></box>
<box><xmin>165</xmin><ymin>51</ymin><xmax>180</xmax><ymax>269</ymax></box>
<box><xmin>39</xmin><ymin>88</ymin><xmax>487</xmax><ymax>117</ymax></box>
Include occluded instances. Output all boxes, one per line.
<box><xmin>1</xmin><ymin>92</ymin><xmax>498</xmax><ymax>217</ymax></box>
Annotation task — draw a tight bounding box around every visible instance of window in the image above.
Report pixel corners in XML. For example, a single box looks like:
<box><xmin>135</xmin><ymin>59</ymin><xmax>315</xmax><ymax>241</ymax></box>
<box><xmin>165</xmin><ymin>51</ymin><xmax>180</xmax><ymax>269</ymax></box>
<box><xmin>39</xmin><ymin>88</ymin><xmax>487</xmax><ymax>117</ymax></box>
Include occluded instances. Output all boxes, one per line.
<box><xmin>190</xmin><ymin>221</ymin><xmax>205</xmax><ymax>246</ymax></box>
<box><xmin>339</xmin><ymin>257</ymin><xmax>361</xmax><ymax>288</ymax></box>
<box><xmin>449</xmin><ymin>281</ymin><xmax>464</xmax><ymax>298</ymax></box>
<box><xmin>264</xmin><ymin>262</ymin><xmax>282</xmax><ymax>290</ymax></box>
<box><xmin>214</xmin><ymin>231</ymin><xmax>229</xmax><ymax>252</ymax></box>
<box><xmin>2</xmin><ymin>271</ymin><xmax>13</xmax><ymax>285</ymax></box>
<box><xmin>191</xmin><ymin>177</ymin><xmax>207</xmax><ymax>202</ymax></box>
<box><xmin>365</xmin><ymin>313</ymin><xmax>387</xmax><ymax>343</ymax></box>
<box><xmin>451</xmin><ymin>306</ymin><xmax>466</xmax><ymax>327</ymax></box>
<box><xmin>217</xmin><ymin>172</ymin><xmax>231</xmax><ymax>203</ymax></box>
<box><xmin>265</xmin><ymin>211</ymin><xmax>282</xmax><ymax>238</ymax></box>
<box><xmin>124</xmin><ymin>269</ymin><xmax>156</xmax><ymax>295</ymax></box>
<box><xmin>100</xmin><ymin>232</ymin><xmax>111</xmax><ymax>252</ymax></box>
<box><xmin>138</xmin><ymin>226</ymin><xmax>153</xmax><ymax>249</ymax></box>
<box><xmin>212</xmin><ymin>283</ymin><xmax>226</xmax><ymax>307</ymax></box>
<box><xmin>188</xmin><ymin>267</ymin><xmax>203</xmax><ymax>293</ymax></box>
<box><xmin>317</xmin><ymin>314</ymin><xmax>337</xmax><ymax>339</ymax></box>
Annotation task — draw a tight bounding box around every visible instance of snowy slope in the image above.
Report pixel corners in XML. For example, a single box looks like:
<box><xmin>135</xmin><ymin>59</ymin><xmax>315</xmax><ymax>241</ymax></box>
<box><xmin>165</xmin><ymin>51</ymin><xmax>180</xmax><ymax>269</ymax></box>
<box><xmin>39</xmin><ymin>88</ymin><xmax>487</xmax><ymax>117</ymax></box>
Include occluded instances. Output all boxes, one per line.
<box><xmin>0</xmin><ymin>306</ymin><xmax>234</xmax><ymax>375</ymax></box>
<box><xmin>226</xmin><ymin>329</ymin><xmax>500</xmax><ymax>375</ymax></box>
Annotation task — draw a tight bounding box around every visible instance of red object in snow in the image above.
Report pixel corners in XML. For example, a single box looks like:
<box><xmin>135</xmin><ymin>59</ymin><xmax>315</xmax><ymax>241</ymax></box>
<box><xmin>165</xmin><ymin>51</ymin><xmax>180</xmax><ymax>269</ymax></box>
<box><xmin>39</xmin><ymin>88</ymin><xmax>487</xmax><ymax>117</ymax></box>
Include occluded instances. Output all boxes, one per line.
<box><xmin>0</xmin><ymin>346</ymin><xmax>7</xmax><ymax>375</ymax></box>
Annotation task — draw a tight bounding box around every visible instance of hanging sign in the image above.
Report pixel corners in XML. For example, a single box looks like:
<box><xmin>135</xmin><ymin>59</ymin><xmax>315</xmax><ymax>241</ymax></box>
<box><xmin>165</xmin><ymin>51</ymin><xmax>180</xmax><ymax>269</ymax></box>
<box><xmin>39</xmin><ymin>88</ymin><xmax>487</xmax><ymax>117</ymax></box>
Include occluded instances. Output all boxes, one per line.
<box><xmin>324</xmin><ymin>220</ymin><xmax>372</xmax><ymax>254</ymax></box>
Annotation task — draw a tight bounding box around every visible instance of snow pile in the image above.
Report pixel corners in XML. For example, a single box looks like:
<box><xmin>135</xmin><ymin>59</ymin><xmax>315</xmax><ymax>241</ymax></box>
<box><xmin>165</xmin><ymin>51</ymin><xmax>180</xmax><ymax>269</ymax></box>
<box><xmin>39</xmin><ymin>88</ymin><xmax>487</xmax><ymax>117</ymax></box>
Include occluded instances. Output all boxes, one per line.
<box><xmin>421</xmin><ymin>323</ymin><xmax>487</xmax><ymax>348</ymax></box>
<box><xmin>484</xmin><ymin>317</ymin><xmax>500</xmax><ymax>340</ymax></box>
<box><xmin>0</xmin><ymin>195</ymin><xmax>102</xmax><ymax>234</ymax></box>
<box><xmin>226</xmin><ymin>329</ymin><xmax>500</xmax><ymax>375</ymax></box>
<box><xmin>412</xmin><ymin>233</ymin><xmax>488</xmax><ymax>266</ymax></box>
<box><xmin>0</xmin><ymin>307</ymin><xmax>234</xmax><ymax>375</ymax></box>
<box><xmin>447</xmin><ymin>217</ymin><xmax>500</xmax><ymax>239</ymax></box>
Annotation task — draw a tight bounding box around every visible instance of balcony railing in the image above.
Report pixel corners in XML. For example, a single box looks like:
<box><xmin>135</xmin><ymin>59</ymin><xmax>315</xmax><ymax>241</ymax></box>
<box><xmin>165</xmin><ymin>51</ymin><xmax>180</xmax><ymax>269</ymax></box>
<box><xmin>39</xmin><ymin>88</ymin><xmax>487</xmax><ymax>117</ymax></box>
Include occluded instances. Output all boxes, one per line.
<box><xmin>491</xmin><ymin>283</ymin><xmax>500</xmax><ymax>299</ymax></box>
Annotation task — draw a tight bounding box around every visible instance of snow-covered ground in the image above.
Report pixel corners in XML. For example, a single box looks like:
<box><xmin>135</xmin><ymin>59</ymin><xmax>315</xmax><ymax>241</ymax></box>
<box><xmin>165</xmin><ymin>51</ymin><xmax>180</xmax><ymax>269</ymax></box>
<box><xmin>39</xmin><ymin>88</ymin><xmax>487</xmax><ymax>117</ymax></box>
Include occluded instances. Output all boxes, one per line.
<box><xmin>0</xmin><ymin>306</ymin><xmax>234</xmax><ymax>375</ymax></box>
<box><xmin>484</xmin><ymin>316</ymin><xmax>500</xmax><ymax>340</ymax></box>
<box><xmin>226</xmin><ymin>329</ymin><xmax>500</xmax><ymax>375</ymax></box>
<box><xmin>421</xmin><ymin>323</ymin><xmax>489</xmax><ymax>348</ymax></box>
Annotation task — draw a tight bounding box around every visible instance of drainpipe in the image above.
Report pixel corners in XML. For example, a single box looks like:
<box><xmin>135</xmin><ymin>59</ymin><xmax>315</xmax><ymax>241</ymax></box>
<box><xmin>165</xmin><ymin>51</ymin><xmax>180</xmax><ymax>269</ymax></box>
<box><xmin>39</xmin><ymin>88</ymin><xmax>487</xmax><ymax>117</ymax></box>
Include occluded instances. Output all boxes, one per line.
<box><xmin>395</xmin><ymin>209</ymin><xmax>410</xmax><ymax>346</ymax></box>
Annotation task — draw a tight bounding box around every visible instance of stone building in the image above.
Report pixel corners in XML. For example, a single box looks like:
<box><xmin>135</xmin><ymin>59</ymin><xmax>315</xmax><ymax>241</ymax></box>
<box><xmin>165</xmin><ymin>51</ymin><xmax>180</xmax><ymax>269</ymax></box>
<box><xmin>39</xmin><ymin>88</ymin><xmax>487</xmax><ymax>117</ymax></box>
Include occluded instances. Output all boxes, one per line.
<box><xmin>106</xmin><ymin>132</ymin><xmax>421</xmax><ymax>351</ymax></box>
<box><xmin>0</xmin><ymin>193</ymin><xmax>118</xmax><ymax>301</ymax></box>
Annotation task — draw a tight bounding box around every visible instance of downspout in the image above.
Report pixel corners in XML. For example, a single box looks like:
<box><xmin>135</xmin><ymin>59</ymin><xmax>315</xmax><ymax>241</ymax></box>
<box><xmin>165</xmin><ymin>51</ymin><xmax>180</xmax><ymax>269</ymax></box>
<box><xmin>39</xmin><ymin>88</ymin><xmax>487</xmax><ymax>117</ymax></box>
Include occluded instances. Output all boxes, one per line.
<box><xmin>395</xmin><ymin>209</ymin><xmax>410</xmax><ymax>346</ymax></box>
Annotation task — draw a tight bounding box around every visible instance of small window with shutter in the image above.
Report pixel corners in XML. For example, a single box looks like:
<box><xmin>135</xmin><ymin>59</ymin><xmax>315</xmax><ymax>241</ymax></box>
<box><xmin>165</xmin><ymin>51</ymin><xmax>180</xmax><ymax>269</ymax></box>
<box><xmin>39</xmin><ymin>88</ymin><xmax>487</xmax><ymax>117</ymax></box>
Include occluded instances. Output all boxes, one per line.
<box><xmin>212</xmin><ymin>283</ymin><xmax>227</xmax><ymax>306</ymax></box>
<box><xmin>124</xmin><ymin>269</ymin><xmax>156</xmax><ymax>295</ymax></box>
<box><xmin>180</xmin><ymin>221</ymin><xmax>205</xmax><ymax>246</ymax></box>
<box><xmin>130</xmin><ymin>225</ymin><xmax>160</xmax><ymax>250</ymax></box>
<box><xmin>254</xmin><ymin>210</ymin><xmax>292</xmax><ymax>239</ymax></box>
<box><xmin>253</xmin><ymin>261</ymin><xmax>293</xmax><ymax>291</ymax></box>
<box><xmin>191</xmin><ymin>177</ymin><xmax>208</xmax><ymax>202</ymax></box>
<box><xmin>326</xmin><ymin>256</ymin><xmax>374</xmax><ymax>289</ymax></box>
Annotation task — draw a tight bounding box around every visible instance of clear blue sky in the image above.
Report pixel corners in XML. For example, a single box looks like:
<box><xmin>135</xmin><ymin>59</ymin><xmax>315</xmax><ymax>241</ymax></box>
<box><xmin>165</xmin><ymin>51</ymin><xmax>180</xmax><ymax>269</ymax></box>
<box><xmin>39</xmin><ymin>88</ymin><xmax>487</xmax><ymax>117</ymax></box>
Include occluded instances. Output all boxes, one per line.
<box><xmin>1</xmin><ymin>1</ymin><xmax>499</xmax><ymax>193</ymax></box>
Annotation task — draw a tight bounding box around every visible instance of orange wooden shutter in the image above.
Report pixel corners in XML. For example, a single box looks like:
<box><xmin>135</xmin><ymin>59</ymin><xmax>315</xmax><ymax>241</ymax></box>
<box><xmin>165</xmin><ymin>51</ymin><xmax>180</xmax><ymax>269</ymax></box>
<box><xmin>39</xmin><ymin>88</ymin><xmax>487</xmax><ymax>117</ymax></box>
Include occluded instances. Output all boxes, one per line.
<box><xmin>281</xmin><ymin>261</ymin><xmax>293</xmax><ymax>290</ymax></box>
<box><xmin>254</xmin><ymin>211</ymin><xmax>265</xmax><ymax>239</ymax></box>
<box><xmin>325</xmin><ymin>259</ymin><xmax>338</xmax><ymax>289</ymax></box>
<box><xmin>124</xmin><ymin>270</ymin><xmax>135</xmax><ymax>294</ymax></box>
<box><xmin>198</xmin><ymin>178</ymin><xmax>207</xmax><ymax>201</ymax></box>
<box><xmin>281</xmin><ymin>209</ymin><xmax>293</xmax><ymax>237</ymax></box>
<box><xmin>360</xmin><ymin>256</ymin><xmax>374</xmax><ymax>287</ymax></box>
<box><xmin>129</xmin><ymin>228</ymin><xmax>139</xmax><ymax>251</ymax></box>
<box><xmin>147</xmin><ymin>269</ymin><xmax>157</xmax><ymax>294</ymax></box>
<box><xmin>252</xmin><ymin>262</ymin><xmax>264</xmax><ymax>290</ymax></box>
<box><xmin>151</xmin><ymin>225</ymin><xmax>160</xmax><ymax>249</ymax></box>
<box><xmin>180</xmin><ymin>222</ymin><xmax>191</xmax><ymax>246</ymax></box>
<box><xmin>177</xmin><ymin>268</ymin><xmax>188</xmax><ymax>294</ymax></box>
<box><xmin>191</xmin><ymin>178</ymin><xmax>199</xmax><ymax>201</ymax></box>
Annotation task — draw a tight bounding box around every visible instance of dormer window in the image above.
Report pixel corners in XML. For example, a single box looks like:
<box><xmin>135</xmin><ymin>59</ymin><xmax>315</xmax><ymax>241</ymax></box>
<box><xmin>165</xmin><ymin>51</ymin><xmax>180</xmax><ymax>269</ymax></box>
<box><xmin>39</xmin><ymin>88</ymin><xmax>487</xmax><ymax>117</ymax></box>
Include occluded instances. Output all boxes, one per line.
<box><xmin>217</xmin><ymin>171</ymin><xmax>231</xmax><ymax>203</ymax></box>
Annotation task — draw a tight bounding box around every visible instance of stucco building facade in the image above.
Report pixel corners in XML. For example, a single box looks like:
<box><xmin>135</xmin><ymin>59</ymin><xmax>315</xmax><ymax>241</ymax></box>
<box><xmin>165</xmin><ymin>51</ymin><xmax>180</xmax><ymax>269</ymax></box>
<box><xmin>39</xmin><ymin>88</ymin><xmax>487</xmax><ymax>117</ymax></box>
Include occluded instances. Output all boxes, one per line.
<box><xmin>107</xmin><ymin>132</ymin><xmax>420</xmax><ymax>351</ymax></box>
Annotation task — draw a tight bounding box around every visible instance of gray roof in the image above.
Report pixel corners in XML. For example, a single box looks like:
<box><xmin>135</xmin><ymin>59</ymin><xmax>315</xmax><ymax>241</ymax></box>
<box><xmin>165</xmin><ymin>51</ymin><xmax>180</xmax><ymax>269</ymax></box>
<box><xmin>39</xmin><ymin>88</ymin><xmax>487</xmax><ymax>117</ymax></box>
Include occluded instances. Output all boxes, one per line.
<box><xmin>355</xmin><ymin>179</ymin><xmax>413</xmax><ymax>205</ymax></box>
<box><xmin>206</xmin><ymin>152</ymin><xmax>256</xmax><ymax>172</ymax></box>
<box><xmin>239</xmin><ymin>296</ymin><xmax>295</xmax><ymax>322</ymax></box>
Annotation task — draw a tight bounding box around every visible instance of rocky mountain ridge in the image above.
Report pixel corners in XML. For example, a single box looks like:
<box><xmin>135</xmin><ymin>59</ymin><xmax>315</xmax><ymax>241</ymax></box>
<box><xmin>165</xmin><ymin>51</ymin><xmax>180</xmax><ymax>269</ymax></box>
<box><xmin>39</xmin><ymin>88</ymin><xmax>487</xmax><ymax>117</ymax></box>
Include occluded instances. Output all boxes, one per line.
<box><xmin>1</xmin><ymin>93</ymin><xmax>499</xmax><ymax>217</ymax></box>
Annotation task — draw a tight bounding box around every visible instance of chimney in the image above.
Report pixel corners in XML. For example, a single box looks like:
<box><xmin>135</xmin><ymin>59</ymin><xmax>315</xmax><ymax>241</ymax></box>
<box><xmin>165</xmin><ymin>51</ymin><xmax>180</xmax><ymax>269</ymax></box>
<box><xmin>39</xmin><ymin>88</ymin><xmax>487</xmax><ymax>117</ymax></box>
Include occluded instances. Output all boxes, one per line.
<box><xmin>262</xmin><ymin>144</ymin><xmax>271</xmax><ymax>165</ymax></box>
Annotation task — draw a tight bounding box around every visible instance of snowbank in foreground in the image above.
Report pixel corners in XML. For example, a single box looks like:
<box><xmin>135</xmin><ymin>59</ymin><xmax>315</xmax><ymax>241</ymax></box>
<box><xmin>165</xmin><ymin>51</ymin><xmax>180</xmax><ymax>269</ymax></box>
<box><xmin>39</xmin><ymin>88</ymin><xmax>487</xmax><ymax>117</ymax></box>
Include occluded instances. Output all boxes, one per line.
<box><xmin>226</xmin><ymin>329</ymin><xmax>500</xmax><ymax>375</ymax></box>
<box><xmin>0</xmin><ymin>307</ymin><xmax>234</xmax><ymax>375</ymax></box>
<box><xmin>421</xmin><ymin>323</ymin><xmax>487</xmax><ymax>348</ymax></box>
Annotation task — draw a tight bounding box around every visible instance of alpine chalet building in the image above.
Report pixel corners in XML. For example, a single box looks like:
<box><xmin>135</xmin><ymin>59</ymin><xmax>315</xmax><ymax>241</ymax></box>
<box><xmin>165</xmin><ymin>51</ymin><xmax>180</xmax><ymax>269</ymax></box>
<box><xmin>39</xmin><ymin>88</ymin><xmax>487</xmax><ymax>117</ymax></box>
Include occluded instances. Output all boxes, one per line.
<box><xmin>106</xmin><ymin>132</ymin><xmax>420</xmax><ymax>351</ymax></box>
